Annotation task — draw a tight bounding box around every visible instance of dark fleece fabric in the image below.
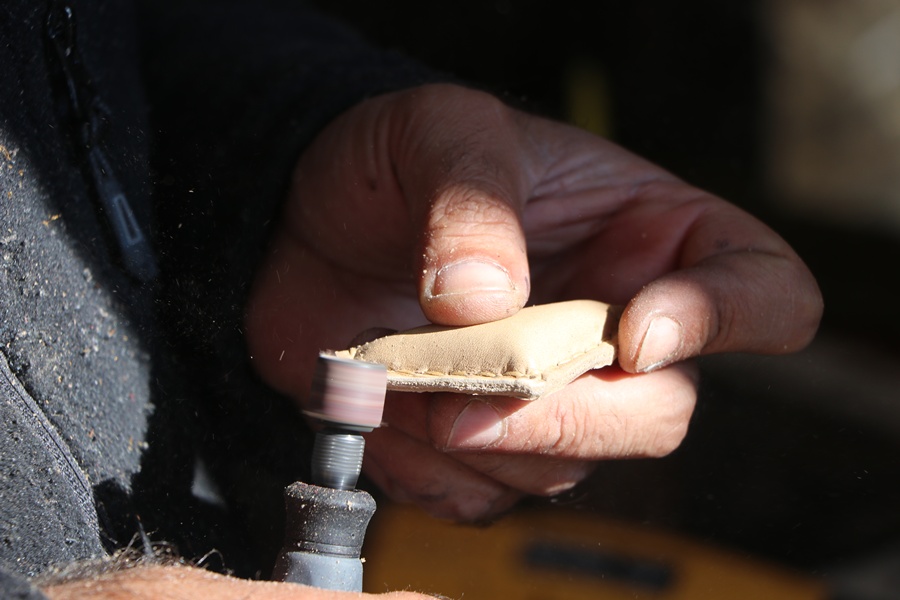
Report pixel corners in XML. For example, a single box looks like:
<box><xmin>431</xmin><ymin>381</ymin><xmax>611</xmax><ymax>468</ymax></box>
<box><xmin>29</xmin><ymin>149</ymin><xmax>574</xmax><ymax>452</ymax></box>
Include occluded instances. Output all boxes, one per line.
<box><xmin>0</xmin><ymin>0</ymin><xmax>436</xmax><ymax>594</ymax></box>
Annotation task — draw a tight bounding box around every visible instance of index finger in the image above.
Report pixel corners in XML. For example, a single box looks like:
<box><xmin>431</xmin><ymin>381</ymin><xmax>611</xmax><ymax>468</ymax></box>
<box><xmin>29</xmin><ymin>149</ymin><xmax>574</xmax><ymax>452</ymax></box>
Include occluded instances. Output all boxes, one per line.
<box><xmin>425</xmin><ymin>363</ymin><xmax>699</xmax><ymax>460</ymax></box>
<box><xmin>559</xmin><ymin>181</ymin><xmax>823</xmax><ymax>373</ymax></box>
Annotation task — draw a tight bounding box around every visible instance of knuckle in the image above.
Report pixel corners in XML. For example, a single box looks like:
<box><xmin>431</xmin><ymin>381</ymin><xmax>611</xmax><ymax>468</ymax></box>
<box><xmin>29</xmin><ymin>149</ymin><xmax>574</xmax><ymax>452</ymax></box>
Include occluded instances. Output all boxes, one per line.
<box><xmin>643</xmin><ymin>377</ymin><xmax>697</xmax><ymax>457</ymax></box>
<box><xmin>605</xmin><ymin>411</ymin><xmax>632</xmax><ymax>457</ymax></box>
<box><xmin>546</xmin><ymin>396</ymin><xmax>589</xmax><ymax>456</ymax></box>
<box><xmin>405</xmin><ymin>476</ymin><xmax>516</xmax><ymax>523</ymax></box>
<box><xmin>431</xmin><ymin>188</ymin><xmax>518</xmax><ymax>232</ymax></box>
<box><xmin>784</xmin><ymin>266</ymin><xmax>824</xmax><ymax>351</ymax></box>
<box><xmin>440</xmin><ymin>491</ymin><xmax>520</xmax><ymax>524</ymax></box>
<box><xmin>646</xmin><ymin>420</ymin><xmax>689</xmax><ymax>457</ymax></box>
<box><xmin>410</xmin><ymin>488</ymin><xmax>490</xmax><ymax>522</ymax></box>
<box><xmin>530</xmin><ymin>461</ymin><xmax>594</xmax><ymax>497</ymax></box>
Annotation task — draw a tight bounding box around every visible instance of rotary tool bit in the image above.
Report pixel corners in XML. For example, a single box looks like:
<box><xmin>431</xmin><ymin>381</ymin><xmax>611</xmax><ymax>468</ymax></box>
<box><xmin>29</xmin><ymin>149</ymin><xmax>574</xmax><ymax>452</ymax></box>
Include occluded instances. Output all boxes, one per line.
<box><xmin>274</xmin><ymin>353</ymin><xmax>387</xmax><ymax>592</ymax></box>
<box><xmin>305</xmin><ymin>354</ymin><xmax>387</xmax><ymax>490</ymax></box>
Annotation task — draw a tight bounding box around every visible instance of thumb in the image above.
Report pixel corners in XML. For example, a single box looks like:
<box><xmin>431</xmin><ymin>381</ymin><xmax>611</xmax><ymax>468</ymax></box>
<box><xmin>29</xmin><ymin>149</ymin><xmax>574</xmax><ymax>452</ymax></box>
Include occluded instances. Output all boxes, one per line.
<box><xmin>418</xmin><ymin>185</ymin><xmax>531</xmax><ymax>326</ymax></box>
<box><xmin>391</xmin><ymin>85</ymin><xmax>532</xmax><ymax>325</ymax></box>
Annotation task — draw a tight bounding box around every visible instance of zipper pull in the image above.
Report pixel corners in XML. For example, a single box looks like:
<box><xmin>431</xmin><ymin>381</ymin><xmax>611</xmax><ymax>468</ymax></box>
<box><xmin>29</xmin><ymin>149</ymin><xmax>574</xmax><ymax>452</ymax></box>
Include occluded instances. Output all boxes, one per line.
<box><xmin>46</xmin><ymin>0</ymin><xmax>158</xmax><ymax>282</ymax></box>
<box><xmin>87</xmin><ymin>146</ymin><xmax>159</xmax><ymax>282</ymax></box>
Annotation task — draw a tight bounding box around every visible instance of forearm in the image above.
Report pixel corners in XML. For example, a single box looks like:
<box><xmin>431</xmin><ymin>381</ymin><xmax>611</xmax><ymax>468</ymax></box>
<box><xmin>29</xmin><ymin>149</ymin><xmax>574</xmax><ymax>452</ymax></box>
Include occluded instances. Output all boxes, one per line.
<box><xmin>40</xmin><ymin>564</ymin><xmax>436</xmax><ymax>600</ymax></box>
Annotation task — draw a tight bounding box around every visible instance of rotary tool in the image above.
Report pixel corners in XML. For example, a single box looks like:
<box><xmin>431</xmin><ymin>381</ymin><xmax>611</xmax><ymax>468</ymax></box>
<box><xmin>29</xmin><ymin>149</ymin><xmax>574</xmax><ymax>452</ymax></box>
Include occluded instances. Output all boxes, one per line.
<box><xmin>273</xmin><ymin>353</ymin><xmax>387</xmax><ymax>592</ymax></box>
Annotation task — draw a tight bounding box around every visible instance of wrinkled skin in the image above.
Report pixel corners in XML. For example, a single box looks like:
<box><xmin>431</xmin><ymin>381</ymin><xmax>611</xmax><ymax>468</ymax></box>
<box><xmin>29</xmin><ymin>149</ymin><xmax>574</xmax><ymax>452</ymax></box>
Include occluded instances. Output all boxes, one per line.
<box><xmin>245</xmin><ymin>83</ymin><xmax>823</xmax><ymax>522</ymax></box>
<box><xmin>40</xmin><ymin>85</ymin><xmax>823</xmax><ymax>600</ymax></box>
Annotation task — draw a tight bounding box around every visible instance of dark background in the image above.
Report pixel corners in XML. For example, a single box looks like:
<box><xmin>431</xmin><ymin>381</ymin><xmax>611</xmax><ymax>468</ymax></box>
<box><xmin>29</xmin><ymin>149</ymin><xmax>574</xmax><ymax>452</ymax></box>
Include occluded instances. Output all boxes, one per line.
<box><xmin>311</xmin><ymin>0</ymin><xmax>900</xmax><ymax>581</ymax></box>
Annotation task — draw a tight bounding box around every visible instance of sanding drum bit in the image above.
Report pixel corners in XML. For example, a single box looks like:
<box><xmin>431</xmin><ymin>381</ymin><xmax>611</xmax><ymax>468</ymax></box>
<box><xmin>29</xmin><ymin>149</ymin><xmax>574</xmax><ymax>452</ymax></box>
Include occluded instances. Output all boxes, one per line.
<box><xmin>273</xmin><ymin>353</ymin><xmax>387</xmax><ymax>592</ymax></box>
<box><xmin>305</xmin><ymin>354</ymin><xmax>387</xmax><ymax>490</ymax></box>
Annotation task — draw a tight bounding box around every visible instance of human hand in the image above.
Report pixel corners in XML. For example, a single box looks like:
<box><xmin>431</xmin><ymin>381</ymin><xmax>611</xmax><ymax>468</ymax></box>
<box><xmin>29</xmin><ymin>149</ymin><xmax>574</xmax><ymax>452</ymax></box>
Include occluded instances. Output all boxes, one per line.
<box><xmin>40</xmin><ymin>565</ymin><xmax>435</xmax><ymax>599</ymax></box>
<box><xmin>245</xmin><ymin>83</ymin><xmax>822</xmax><ymax>521</ymax></box>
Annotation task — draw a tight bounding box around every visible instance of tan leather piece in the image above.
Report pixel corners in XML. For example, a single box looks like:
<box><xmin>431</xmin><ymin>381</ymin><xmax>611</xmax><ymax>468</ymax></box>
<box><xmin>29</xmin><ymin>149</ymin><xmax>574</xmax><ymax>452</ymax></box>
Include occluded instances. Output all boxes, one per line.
<box><xmin>332</xmin><ymin>300</ymin><xmax>620</xmax><ymax>400</ymax></box>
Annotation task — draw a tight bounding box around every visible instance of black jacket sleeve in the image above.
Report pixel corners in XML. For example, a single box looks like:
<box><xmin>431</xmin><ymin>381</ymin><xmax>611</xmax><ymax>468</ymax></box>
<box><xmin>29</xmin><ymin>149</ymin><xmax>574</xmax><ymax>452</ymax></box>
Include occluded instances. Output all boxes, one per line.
<box><xmin>0</xmin><ymin>568</ymin><xmax>49</xmax><ymax>600</ymax></box>
<box><xmin>0</xmin><ymin>352</ymin><xmax>103</xmax><ymax>592</ymax></box>
<box><xmin>2</xmin><ymin>0</ymin><xmax>446</xmax><ymax>589</ymax></box>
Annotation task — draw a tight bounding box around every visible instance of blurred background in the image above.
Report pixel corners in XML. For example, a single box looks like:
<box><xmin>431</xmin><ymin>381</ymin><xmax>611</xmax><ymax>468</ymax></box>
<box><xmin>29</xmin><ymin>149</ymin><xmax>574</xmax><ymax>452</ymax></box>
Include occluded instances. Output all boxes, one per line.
<box><xmin>307</xmin><ymin>1</ymin><xmax>900</xmax><ymax>597</ymax></box>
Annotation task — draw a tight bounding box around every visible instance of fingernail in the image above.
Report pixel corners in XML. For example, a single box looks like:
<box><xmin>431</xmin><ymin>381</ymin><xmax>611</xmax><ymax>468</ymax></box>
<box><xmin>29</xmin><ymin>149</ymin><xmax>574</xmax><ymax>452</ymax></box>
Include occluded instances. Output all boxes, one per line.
<box><xmin>635</xmin><ymin>316</ymin><xmax>684</xmax><ymax>372</ymax></box>
<box><xmin>430</xmin><ymin>260</ymin><xmax>514</xmax><ymax>298</ymax></box>
<box><xmin>446</xmin><ymin>401</ymin><xmax>506</xmax><ymax>449</ymax></box>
